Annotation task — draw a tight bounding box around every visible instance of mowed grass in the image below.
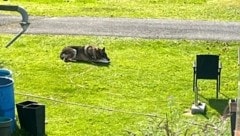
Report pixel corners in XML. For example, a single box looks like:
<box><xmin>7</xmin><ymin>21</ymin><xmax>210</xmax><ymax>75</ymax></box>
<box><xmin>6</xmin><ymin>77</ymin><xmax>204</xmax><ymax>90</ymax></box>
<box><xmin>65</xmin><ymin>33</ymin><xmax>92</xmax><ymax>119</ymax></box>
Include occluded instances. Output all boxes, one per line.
<box><xmin>0</xmin><ymin>35</ymin><xmax>238</xmax><ymax>135</ymax></box>
<box><xmin>0</xmin><ymin>0</ymin><xmax>239</xmax><ymax>135</ymax></box>
<box><xmin>1</xmin><ymin>0</ymin><xmax>240</xmax><ymax>21</ymax></box>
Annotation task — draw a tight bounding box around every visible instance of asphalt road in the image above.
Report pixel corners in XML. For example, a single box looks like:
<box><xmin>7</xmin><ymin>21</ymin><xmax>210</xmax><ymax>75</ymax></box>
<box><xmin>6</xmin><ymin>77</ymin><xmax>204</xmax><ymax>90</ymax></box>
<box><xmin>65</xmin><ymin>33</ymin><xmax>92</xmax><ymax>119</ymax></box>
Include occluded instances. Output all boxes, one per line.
<box><xmin>1</xmin><ymin>15</ymin><xmax>240</xmax><ymax>41</ymax></box>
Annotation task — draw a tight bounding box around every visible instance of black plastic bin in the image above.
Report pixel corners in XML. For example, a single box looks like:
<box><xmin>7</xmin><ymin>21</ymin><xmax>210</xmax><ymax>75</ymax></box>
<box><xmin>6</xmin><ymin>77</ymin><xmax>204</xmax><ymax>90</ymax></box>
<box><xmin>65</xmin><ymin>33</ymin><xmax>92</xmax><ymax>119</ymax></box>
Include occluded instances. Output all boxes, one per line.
<box><xmin>16</xmin><ymin>101</ymin><xmax>45</xmax><ymax>136</ymax></box>
<box><xmin>16</xmin><ymin>101</ymin><xmax>37</xmax><ymax>130</ymax></box>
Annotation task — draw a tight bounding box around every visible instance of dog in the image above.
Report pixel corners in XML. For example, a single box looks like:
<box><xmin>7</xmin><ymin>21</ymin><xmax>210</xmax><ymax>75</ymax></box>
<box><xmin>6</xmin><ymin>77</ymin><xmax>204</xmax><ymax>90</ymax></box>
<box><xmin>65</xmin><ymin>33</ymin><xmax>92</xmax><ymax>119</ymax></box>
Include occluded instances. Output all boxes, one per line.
<box><xmin>60</xmin><ymin>45</ymin><xmax>110</xmax><ymax>63</ymax></box>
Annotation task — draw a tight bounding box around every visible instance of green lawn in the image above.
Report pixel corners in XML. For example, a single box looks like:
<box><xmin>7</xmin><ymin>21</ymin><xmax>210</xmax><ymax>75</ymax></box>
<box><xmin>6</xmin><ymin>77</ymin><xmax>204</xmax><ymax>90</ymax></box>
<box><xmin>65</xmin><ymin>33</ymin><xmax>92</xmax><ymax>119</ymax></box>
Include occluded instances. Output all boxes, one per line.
<box><xmin>0</xmin><ymin>35</ymin><xmax>238</xmax><ymax>135</ymax></box>
<box><xmin>1</xmin><ymin>0</ymin><xmax>240</xmax><ymax>21</ymax></box>
<box><xmin>1</xmin><ymin>0</ymin><xmax>240</xmax><ymax>135</ymax></box>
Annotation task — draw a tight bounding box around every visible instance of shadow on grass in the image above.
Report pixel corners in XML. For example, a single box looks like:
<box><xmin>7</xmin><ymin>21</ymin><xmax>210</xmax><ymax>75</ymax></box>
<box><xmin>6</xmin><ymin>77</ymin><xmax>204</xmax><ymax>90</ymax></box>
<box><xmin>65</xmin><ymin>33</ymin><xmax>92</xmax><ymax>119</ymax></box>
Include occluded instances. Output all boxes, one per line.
<box><xmin>12</xmin><ymin>125</ymin><xmax>29</xmax><ymax>136</ymax></box>
<box><xmin>198</xmin><ymin>93</ymin><xmax>230</xmax><ymax>116</ymax></box>
<box><xmin>67</xmin><ymin>61</ymin><xmax>111</xmax><ymax>67</ymax></box>
<box><xmin>208</xmin><ymin>98</ymin><xmax>228</xmax><ymax>115</ymax></box>
<box><xmin>12</xmin><ymin>126</ymin><xmax>47</xmax><ymax>136</ymax></box>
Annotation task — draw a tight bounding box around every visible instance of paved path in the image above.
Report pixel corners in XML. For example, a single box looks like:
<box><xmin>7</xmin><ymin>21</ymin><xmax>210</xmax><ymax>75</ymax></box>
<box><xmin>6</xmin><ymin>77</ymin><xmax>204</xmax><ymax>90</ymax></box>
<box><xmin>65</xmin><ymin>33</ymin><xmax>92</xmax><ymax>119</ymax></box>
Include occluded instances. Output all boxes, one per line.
<box><xmin>1</xmin><ymin>15</ymin><xmax>240</xmax><ymax>41</ymax></box>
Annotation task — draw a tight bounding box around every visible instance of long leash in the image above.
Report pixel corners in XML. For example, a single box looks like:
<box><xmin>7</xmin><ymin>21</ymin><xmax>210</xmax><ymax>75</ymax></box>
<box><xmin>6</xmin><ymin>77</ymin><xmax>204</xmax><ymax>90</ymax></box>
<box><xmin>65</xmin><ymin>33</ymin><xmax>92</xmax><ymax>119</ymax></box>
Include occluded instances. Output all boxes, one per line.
<box><xmin>15</xmin><ymin>92</ymin><xmax>159</xmax><ymax>118</ymax></box>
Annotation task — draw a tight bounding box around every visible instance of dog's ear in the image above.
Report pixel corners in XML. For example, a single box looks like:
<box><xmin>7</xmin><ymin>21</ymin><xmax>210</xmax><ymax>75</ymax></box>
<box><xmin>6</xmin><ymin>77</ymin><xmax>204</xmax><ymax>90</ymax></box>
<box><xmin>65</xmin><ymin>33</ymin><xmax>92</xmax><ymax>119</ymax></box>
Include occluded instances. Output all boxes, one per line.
<box><xmin>102</xmin><ymin>47</ymin><xmax>105</xmax><ymax>52</ymax></box>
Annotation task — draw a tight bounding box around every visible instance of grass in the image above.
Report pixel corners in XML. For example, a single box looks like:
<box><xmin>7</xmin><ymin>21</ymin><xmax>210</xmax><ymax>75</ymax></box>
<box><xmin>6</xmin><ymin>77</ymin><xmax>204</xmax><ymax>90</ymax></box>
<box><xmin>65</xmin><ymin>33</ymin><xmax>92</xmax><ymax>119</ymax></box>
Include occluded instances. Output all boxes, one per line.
<box><xmin>0</xmin><ymin>0</ymin><xmax>240</xmax><ymax>21</ymax></box>
<box><xmin>0</xmin><ymin>0</ymin><xmax>240</xmax><ymax>135</ymax></box>
<box><xmin>0</xmin><ymin>35</ymin><xmax>238</xmax><ymax>135</ymax></box>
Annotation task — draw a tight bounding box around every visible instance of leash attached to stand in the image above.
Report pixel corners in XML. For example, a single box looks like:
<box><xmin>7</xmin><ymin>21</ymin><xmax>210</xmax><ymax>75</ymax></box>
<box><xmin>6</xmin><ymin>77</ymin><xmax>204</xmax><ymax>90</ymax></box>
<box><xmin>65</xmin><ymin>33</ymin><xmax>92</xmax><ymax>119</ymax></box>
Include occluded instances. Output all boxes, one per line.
<box><xmin>0</xmin><ymin>5</ymin><xmax>30</xmax><ymax>48</ymax></box>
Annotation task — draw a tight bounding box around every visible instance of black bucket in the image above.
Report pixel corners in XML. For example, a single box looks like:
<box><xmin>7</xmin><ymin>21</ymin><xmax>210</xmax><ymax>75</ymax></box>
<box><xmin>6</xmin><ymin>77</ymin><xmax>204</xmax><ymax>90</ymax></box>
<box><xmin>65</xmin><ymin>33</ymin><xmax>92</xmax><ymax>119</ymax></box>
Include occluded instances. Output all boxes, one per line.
<box><xmin>16</xmin><ymin>101</ymin><xmax>45</xmax><ymax>136</ymax></box>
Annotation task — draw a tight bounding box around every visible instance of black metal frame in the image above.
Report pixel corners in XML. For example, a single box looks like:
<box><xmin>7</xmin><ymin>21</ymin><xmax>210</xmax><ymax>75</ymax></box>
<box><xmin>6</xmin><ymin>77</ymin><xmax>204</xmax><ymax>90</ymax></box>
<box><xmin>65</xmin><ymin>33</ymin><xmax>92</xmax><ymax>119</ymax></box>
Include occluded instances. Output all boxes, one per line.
<box><xmin>0</xmin><ymin>5</ymin><xmax>30</xmax><ymax>47</ymax></box>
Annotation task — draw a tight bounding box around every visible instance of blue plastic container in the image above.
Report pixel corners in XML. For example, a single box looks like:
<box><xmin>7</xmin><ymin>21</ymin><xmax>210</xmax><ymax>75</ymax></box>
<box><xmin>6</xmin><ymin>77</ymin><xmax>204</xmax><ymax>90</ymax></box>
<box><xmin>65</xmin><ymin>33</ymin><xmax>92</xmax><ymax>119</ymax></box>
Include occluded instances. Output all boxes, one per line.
<box><xmin>0</xmin><ymin>116</ymin><xmax>12</xmax><ymax>136</ymax></box>
<box><xmin>0</xmin><ymin>69</ymin><xmax>12</xmax><ymax>78</ymax></box>
<box><xmin>0</xmin><ymin>77</ymin><xmax>15</xmax><ymax>132</ymax></box>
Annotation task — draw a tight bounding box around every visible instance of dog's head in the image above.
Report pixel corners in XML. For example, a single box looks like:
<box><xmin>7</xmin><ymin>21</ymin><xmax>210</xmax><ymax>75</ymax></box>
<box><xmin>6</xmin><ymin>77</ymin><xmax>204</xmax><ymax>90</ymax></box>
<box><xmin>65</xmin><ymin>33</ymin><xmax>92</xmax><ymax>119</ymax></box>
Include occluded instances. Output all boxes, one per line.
<box><xmin>95</xmin><ymin>47</ymin><xmax>110</xmax><ymax>63</ymax></box>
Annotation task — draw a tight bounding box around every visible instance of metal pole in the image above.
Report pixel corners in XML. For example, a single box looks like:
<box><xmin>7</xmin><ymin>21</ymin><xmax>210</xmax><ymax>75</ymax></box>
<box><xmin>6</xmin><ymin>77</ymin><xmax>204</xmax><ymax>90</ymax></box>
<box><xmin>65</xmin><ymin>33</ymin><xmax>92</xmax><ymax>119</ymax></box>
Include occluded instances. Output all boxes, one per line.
<box><xmin>194</xmin><ymin>82</ymin><xmax>198</xmax><ymax>105</ymax></box>
<box><xmin>0</xmin><ymin>5</ymin><xmax>30</xmax><ymax>47</ymax></box>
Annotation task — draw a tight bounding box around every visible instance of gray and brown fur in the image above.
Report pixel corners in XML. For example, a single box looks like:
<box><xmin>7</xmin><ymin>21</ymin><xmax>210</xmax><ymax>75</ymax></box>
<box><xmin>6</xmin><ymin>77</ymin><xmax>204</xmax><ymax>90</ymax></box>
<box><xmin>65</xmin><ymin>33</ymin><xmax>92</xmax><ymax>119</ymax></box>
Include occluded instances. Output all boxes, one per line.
<box><xmin>60</xmin><ymin>45</ymin><xmax>110</xmax><ymax>63</ymax></box>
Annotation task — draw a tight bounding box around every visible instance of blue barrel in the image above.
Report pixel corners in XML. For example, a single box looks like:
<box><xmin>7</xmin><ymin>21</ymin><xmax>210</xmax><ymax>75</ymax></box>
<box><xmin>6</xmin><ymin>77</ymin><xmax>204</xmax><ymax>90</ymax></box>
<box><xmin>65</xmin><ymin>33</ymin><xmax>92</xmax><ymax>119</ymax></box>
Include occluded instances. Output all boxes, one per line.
<box><xmin>0</xmin><ymin>77</ymin><xmax>15</xmax><ymax>132</ymax></box>
<box><xmin>0</xmin><ymin>116</ymin><xmax>12</xmax><ymax>136</ymax></box>
<box><xmin>0</xmin><ymin>69</ymin><xmax>12</xmax><ymax>78</ymax></box>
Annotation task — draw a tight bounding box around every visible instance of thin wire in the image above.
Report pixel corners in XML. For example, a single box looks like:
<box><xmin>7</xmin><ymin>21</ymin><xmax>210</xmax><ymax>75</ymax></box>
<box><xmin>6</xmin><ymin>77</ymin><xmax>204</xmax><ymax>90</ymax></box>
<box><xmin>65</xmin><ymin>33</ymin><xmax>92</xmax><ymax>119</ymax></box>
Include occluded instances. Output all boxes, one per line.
<box><xmin>15</xmin><ymin>92</ymin><xmax>159</xmax><ymax>118</ymax></box>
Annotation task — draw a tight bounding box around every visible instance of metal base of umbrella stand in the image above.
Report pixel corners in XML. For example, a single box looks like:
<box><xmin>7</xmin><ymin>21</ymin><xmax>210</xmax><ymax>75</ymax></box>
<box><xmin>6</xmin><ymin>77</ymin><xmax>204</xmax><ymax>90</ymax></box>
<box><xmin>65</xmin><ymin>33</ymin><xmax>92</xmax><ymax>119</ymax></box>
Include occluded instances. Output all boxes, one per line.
<box><xmin>0</xmin><ymin>5</ymin><xmax>30</xmax><ymax>48</ymax></box>
<box><xmin>191</xmin><ymin>102</ymin><xmax>206</xmax><ymax>114</ymax></box>
<box><xmin>191</xmin><ymin>87</ymin><xmax>206</xmax><ymax>114</ymax></box>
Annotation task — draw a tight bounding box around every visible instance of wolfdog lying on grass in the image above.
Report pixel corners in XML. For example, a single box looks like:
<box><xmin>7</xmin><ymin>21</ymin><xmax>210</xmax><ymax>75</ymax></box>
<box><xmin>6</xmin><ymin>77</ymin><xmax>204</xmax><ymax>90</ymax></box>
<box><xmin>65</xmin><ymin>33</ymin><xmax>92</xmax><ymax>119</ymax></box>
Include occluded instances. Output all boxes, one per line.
<box><xmin>60</xmin><ymin>45</ymin><xmax>110</xmax><ymax>64</ymax></box>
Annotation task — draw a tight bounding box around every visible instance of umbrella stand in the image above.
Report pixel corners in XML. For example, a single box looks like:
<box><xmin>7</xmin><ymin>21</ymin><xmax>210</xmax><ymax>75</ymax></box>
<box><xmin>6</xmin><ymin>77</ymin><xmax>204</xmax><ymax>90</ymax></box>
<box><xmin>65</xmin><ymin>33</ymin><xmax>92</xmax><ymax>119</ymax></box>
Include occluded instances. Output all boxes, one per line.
<box><xmin>0</xmin><ymin>5</ymin><xmax>30</xmax><ymax>48</ymax></box>
<box><xmin>191</xmin><ymin>81</ymin><xmax>206</xmax><ymax>114</ymax></box>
